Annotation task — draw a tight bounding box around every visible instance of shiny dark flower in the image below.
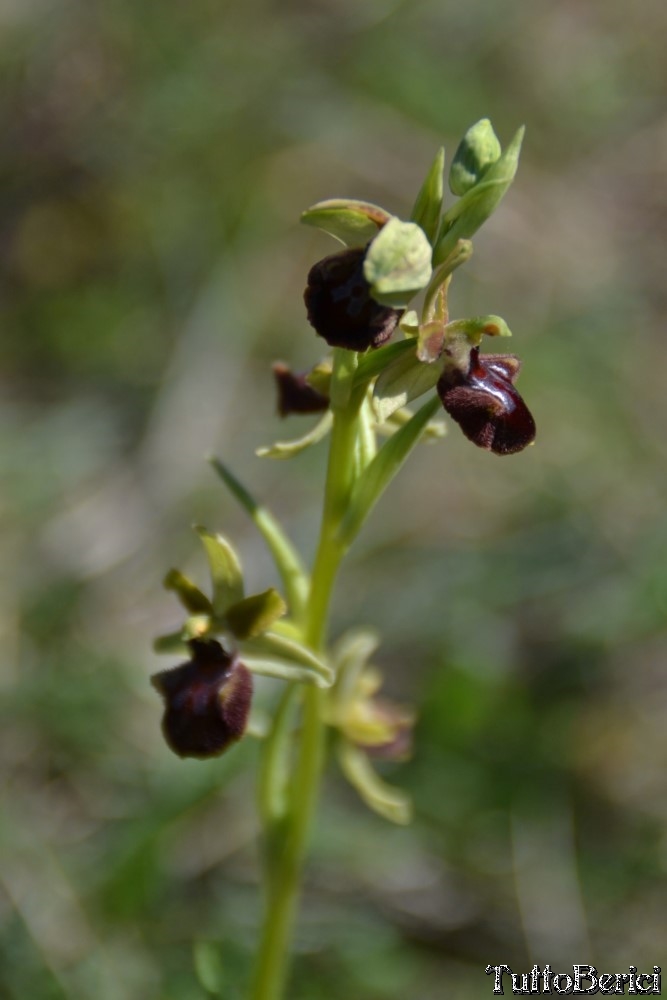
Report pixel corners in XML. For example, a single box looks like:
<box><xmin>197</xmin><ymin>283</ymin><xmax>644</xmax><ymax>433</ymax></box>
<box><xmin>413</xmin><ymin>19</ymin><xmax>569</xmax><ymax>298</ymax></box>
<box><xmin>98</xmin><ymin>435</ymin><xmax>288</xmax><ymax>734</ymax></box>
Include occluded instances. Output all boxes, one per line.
<box><xmin>272</xmin><ymin>362</ymin><xmax>329</xmax><ymax>417</ymax></box>
<box><xmin>437</xmin><ymin>347</ymin><xmax>536</xmax><ymax>455</ymax></box>
<box><xmin>304</xmin><ymin>247</ymin><xmax>401</xmax><ymax>352</ymax></box>
<box><xmin>151</xmin><ymin>638</ymin><xmax>253</xmax><ymax>759</ymax></box>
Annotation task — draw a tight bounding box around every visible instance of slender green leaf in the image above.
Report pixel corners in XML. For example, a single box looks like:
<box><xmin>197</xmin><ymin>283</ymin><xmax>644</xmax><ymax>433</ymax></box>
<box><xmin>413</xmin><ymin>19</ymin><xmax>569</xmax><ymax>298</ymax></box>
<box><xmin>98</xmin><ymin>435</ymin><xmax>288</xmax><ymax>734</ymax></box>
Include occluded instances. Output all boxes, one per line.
<box><xmin>195</xmin><ymin>527</ymin><xmax>244</xmax><ymax>616</ymax></box>
<box><xmin>256</xmin><ymin>411</ymin><xmax>332</xmax><ymax>459</ymax></box>
<box><xmin>410</xmin><ymin>146</ymin><xmax>445</xmax><ymax>244</ymax></box>
<box><xmin>162</xmin><ymin>568</ymin><xmax>213</xmax><ymax>615</ymax></box>
<box><xmin>208</xmin><ymin>458</ymin><xmax>309</xmax><ymax>620</ymax></box>
<box><xmin>340</xmin><ymin>395</ymin><xmax>441</xmax><ymax>546</ymax></box>
<box><xmin>337</xmin><ymin>739</ymin><xmax>412</xmax><ymax>824</ymax></box>
<box><xmin>225</xmin><ymin>588</ymin><xmax>287</xmax><ymax>640</ymax></box>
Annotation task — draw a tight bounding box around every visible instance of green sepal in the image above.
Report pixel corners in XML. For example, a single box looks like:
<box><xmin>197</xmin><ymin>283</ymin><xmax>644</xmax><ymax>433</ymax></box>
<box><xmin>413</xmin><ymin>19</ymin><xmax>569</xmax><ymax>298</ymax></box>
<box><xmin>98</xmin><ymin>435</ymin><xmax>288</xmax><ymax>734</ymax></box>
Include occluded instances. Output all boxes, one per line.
<box><xmin>224</xmin><ymin>588</ymin><xmax>287</xmax><ymax>640</ymax></box>
<box><xmin>449</xmin><ymin>118</ymin><xmax>502</xmax><ymax>196</ymax></box>
<box><xmin>434</xmin><ymin>126</ymin><xmax>524</xmax><ymax>266</ymax></box>
<box><xmin>339</xmin><ymin>394</ymin><xmax>441</xmax><ymax>546</ymax></box>
<box><xmin>363</xmin><ymin>219</ymin><xmax>433</xmax><ymax>307</ymax></box>
<box><xmin>195</xmin><ymin>526</ymin><xmax>244</xmax><ymax>617</ymax></box>
<box><xmin>301</xmin><ymin>199</ymin><xmax>391</xmax><ymax>247</ymax></box>
<box><xmin>410</xmin><ymin>146</ymin><xmax>445</xmax><ymax>244</ymax></box>
<box><xmin>372</xmin><ymin>346</ymin><xmax>442</xmax><ymax>423</ymax></box>
<box><xmin>337</xmin><ymin>739</ymin><xmax>412</xmax><ymax>825</ymax></box>
<box><xmin>208</xmin><ymin>458</ymin><xmax>309</xmax><ymax>622</ymax></box>
<box><xmin>243</xmin><ymin>631</ymin><xmax>334</xmax><ymax>687</ymax></box>
<box><xmin>256</xmin><ymin>411</ymin><xmax>333</xmax><ymax>460</ymax></box>
<box><xmin>162</xmin><ymin>569</ymin><xmax>213</xmax><ymax>615</ymax></box>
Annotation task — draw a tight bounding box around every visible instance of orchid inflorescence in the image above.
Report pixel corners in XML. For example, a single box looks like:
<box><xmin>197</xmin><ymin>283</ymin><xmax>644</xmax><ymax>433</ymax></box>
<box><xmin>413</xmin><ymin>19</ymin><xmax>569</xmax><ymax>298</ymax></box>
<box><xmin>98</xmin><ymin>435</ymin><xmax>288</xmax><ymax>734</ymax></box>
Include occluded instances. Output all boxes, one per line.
<box><xmin>151</xmin><ymin>118</ymin><xmax>535</xmax><ymax>1000</ymax></box>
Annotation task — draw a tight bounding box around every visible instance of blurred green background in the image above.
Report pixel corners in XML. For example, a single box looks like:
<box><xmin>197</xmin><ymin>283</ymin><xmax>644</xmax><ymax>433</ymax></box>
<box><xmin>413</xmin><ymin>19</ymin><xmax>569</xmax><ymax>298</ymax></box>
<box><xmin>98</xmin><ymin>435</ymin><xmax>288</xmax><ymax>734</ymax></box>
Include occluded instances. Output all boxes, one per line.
<box><xmin>3</xmin><ymin>0</ymin><xmax>667</xmax><ymax>997</ymax></box>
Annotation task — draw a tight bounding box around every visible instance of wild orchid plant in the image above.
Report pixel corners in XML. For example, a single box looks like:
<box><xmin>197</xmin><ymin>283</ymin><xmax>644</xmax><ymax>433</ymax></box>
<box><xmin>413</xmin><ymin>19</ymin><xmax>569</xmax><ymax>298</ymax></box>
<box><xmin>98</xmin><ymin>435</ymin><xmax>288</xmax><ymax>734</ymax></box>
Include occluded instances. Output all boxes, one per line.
<box><xmin>151</xmin><ymin>119</ymin><xmax>534</xmax><ymax>1000</ymax></box>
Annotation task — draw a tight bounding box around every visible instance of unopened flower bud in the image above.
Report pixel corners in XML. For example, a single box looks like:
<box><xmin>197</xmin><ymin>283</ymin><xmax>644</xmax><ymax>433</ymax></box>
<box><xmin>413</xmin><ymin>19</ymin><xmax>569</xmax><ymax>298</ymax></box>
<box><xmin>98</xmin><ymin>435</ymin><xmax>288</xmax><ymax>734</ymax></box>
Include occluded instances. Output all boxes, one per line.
<box><xmin>437</xmin><ymin>348</ymin><xmax>535</xmax><ymax>455</ymax></box>
<box><xmin>272</xmin><ymin>362</ymin><xmax>329</xmax><ymax>417</ymax></box>
<box><xmin>151</xmin><ymin>639</ymin><xmax>253</xmax><ymax>759</ymax></box>
<box><xmin>304</xmin><ymin>247</ymin><xmax>401</xmax><ymax>352</ymax></box>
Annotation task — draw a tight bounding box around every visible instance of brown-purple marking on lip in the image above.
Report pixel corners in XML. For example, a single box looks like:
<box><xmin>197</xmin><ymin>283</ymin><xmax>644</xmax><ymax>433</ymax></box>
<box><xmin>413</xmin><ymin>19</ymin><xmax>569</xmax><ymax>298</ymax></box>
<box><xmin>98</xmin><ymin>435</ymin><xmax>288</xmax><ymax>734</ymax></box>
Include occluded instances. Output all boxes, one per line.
<box><xmin>437</xmin><ymin>347</ymin><xmax>536</xmax><ymax>456</ymax></box>
<box><xmin>272</xmin><ymin>362</ymin><xmax>329</xmax><ymax>418</ymax></box>
<box><xmin>151</xmin><ymin>639</ymin><xmax>253</xmax><ymax>759</ymax></box>
<box><xmin>304</xmin><ymin>247</ymin><xmax>402</xmax><ymax>352</ymax></box>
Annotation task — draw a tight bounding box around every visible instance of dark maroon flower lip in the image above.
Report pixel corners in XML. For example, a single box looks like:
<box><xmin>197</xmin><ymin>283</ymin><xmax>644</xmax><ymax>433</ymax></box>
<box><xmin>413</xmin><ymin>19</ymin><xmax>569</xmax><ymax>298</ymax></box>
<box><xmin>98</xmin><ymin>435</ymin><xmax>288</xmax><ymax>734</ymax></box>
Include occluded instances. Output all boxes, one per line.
<box><xmin>304</xmin><ymin>246</ymin><xmax>402</xmax><ymax>352</ymax></box>
<box><xmin>151</xmin><ymin>639</ymin><xmax>253</xmax><ymax>759</ymax></box>
<box><xmin>272</xmin><ymin>362</ymin><xmax>329</xmax><ymax>418</ymax></box>
<box><xmin>437</xmin><ymin>347</ymin><xmax>536</xmax><ymax>456</ymax></box>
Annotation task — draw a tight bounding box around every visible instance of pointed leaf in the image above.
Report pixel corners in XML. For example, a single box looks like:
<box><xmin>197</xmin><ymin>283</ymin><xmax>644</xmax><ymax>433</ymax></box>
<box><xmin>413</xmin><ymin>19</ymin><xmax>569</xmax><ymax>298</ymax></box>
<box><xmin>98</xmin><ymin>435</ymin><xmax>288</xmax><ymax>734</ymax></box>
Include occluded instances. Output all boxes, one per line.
<box><xmin>163</xmin><ymin>569</ymin><xmax>213</xmax><ymax>615</ymax></box>
<box><xmin>225</xmin><ymin>588</ymin><xmax>287</xmax><ymax>640</ymax></box>
<box><xmin>195</xmin><ymin>527</ymin><xmax>244</xmax><ymax>616</ymax></box>
<box><xmin>243</xmin><ymin>631</ymin><xmax>334</xmax><ymax>686</ymax></box>
<box><xmin>410</xmin><ymin>146</ymin><xmax>445</xmax><ymax>244</ymax></box>
<box><xmin>449</xmin><ymin>118</ymin><xmax>501</xmax><ymax>196</ymax></box>
<box><xmin>372</xmin><ymin>346</ymin><xmax>442</xmax><ymax>423</ymax></box>
<box><xmin>338</xmin><ymin>740</ymin><xmax>412</xmax><ymax>824</ymax></box>
<box><xmin>340</xmin><ymin>395</ymin><xmax>441</xmax><ymax>546</ymax></box>
<box><xmin>301</xmin><ymin>199</ymin><xmax>391</xmax><ymax>247</ymax></box>
<box><xmin>208</xmin><ymin>459</ymin><xmax>309</xmax><ymax>621</ymax></box>
<box><xmin>256</xmin><ymin>411</ymin><xmax>333</xmax><ymax>460</ymax></box>
<box><xmin>434</xmin><ymin>126</ymin><xmax>524</xmax><ymax>266</ymax></box>
<box><xmin>363</xmin><ymin>219</ymin><xmax>433</xmax><ymax>307</ymax></box>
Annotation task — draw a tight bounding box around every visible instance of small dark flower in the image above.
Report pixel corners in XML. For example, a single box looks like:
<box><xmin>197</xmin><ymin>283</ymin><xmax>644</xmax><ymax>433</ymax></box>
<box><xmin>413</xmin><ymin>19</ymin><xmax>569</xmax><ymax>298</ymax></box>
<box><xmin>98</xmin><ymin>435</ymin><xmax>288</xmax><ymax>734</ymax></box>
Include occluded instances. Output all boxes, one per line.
<box><xmin>151</xmin><ymin>638</ymin><xmax>253</xmax><ymax>759</ymax></box>
<box><xmin>304</xmin><ymin>247</ymin><xmax>401</xmax><ymax>352</ymax></box>
<box><xmin>437</xmin><ymin>347</ymin><xmax>535</xmax><ymax>455</ymax></box>
<box><xmin>272</xmin><ymin>362</ymin><xmax>329</xmax><ymax>417</ymax></box>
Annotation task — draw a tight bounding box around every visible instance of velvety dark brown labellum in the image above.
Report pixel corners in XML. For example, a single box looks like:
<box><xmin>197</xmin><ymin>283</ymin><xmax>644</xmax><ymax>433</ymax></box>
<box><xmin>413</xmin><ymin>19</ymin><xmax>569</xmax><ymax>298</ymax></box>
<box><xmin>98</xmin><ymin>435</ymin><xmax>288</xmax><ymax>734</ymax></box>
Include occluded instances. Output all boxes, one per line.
<box><xmin>272</xmin><ymin>362</ymin><xmax>329</xmax><ymax>417</ymax></box>
<box><xmin>437</xmin><ymin>347</ymin><xmax>536</xmax><ymax>455</ymax></box>
<box><xmin>151</xmin><ymin>638</ymin><xmax>253</xmax><ymax>759</ymax></box>
<box><xmin>304</xmin><ymin>247</ymin><xmax>401</xmax><ymax>351</ymax></box>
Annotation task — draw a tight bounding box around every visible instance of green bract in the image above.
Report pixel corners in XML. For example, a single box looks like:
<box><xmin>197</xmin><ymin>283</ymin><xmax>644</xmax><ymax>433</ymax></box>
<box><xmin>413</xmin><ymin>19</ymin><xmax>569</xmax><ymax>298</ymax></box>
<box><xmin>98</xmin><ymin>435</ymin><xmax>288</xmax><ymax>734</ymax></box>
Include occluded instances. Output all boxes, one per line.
<box><xmin>434</xmin><ymin>125</ymin><xmax>524</xmax><ymax>266</ymax></box>
<box><xmin>410</xmin><ymin>146</ymin><xmax>445</xmax><ymax>245</ymax></box>
<box><xmin>363</xmin><ymin>218</ymin><xmax>433</xmax><ymax>307</ymax></box>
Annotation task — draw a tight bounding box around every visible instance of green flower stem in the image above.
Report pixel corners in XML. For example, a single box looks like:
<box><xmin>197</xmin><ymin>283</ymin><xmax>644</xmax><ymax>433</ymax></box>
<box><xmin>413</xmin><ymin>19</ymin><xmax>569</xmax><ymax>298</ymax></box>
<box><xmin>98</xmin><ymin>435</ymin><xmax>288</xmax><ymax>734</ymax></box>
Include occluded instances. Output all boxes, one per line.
<box><xmin>250</xmin><ymin>350</ymin><xmax>364</xmax><ymax>1000</ymax></box>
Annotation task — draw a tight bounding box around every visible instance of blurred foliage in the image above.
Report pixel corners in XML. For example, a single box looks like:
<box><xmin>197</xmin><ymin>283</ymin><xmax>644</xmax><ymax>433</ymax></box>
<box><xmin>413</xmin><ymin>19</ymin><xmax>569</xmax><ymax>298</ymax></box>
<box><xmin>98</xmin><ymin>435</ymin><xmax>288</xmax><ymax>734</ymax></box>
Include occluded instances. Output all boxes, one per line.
<box><xmin>2</xmin><ymin>0</ymin><xmax>667</xmax><ymax>997</ymax></box>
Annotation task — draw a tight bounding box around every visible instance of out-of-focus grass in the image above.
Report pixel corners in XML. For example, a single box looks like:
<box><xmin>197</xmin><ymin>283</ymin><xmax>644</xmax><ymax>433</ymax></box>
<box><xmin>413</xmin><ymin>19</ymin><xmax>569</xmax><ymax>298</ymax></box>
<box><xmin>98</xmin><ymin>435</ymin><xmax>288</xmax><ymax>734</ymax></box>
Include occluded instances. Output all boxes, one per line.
<box><xmin>2</xmin><ymin>0</ymin><xmax>667</xmax><ymax>996</ymax></box>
